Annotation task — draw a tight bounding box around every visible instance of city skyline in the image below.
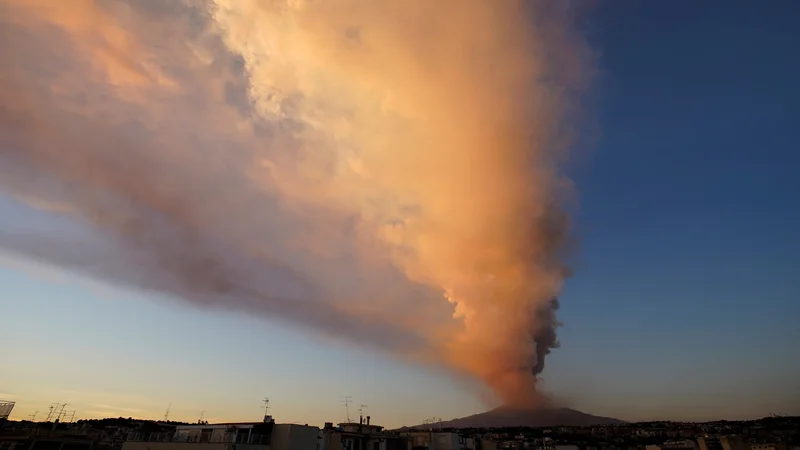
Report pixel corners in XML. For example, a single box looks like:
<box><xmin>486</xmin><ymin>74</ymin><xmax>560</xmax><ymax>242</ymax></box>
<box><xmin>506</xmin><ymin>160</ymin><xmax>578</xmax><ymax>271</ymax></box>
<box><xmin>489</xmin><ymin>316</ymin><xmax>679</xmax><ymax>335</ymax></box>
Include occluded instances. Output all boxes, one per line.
<box><xmin>2</xmin><ymin>0</ymin><xmax>799</xmax><ymax>430</ymax></box>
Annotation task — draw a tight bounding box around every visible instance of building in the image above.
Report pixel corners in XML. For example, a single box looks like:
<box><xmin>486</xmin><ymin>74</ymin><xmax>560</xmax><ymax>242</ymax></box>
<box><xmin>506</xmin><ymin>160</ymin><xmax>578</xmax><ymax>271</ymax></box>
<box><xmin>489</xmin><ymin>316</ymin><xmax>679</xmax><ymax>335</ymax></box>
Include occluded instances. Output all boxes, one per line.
<box><xmin>404</xmin><ymin>430</ymin><xmax>495</xmax><ymax>450</ymax></box>
<box><xmin>123</xmin><ymin>416</ymin><xmax>319</xmax><ymax>450</ymax></box>
<box><xmin>172</xmin><ymin>422</ymin><xmax>275</xmax><ymax>444</ymax></box>
<box><xmin>321</xmin><ymin>417</ymin><xmax>409</xmax><ymax>450</ymax></box>
<box><xmin>698</xmin><ymin>436</ymin><xmax>747</xmax><ymax>450</ymax></box>
<box><xmin>407</xmin><ymin>432</ymin><xmax>468</xmax><ymax>450</ymax></box>
<box><xmin>532</xmin><ymin>446</ymin><xmax>577</xmax><ymax>450</ymax></box>
<box><xmin>646</xmin><ymin>440</ymin><xmax>699</xmax><ymax>450</ymax></box>
<box><xmin>270</xmin><ymin>424</ymin><xmax>320</xmax><ymax>450</ymax></box>
<box><xmin>0</xmin><ymin>421</ymin><xmax>96</xmax><ymax>450</ymax></box>
<box><xmin>698</xmin><ymin>437</ymin><xmax>724</xmax><ymax>450</ymax></box>
<box><xmin>751</xmin><ymin>445</ymin><xmax>788</xmax><ymax>450</ymax></box>
<box><xmin>410</xmin><ymin>432</ymin><xmax>470</xmax><ymax>450</ymax></box>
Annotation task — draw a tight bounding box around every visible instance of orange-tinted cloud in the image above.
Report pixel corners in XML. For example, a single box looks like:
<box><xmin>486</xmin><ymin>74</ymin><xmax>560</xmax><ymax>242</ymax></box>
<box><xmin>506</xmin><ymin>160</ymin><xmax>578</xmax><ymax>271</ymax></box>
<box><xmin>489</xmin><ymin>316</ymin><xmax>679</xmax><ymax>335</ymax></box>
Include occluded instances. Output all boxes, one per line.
<box><xmin>0</xmin><ymin>0</ymin><xmax>591</xmax><ymax>407</ymax></box>
<box><xmin>1</xmin><ymin>0</ymin><xmax>171</xmax><ymax>88</ymax></box>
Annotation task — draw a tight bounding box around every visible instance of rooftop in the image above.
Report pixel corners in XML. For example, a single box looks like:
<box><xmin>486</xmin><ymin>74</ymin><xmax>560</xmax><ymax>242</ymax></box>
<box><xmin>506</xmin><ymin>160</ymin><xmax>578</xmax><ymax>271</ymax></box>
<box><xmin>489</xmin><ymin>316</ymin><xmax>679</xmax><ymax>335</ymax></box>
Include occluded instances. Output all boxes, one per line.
<box><xmin>176</xmin><ymin>423</ymin><xmax>266</xmax><ymax>430</ymax></box>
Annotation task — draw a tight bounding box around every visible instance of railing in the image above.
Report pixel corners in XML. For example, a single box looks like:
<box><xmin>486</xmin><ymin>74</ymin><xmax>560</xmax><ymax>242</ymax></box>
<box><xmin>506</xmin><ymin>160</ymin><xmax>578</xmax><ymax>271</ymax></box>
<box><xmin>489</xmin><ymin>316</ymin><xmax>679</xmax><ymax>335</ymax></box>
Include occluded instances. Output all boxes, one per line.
<box><xmin>125</xmin><ymin>432</ymin><xmax>270</xmax><ymax>445</ymax></box>
<box><xmin>0</xmin><ymin>401</ymin><xmax>15</xmax><ymax>420</ymax></box>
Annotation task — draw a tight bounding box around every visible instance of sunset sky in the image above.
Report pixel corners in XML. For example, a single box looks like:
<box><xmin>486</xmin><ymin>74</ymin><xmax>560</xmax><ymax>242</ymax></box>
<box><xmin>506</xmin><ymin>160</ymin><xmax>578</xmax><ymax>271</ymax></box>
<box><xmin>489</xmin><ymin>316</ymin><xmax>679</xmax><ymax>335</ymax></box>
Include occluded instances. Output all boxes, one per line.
<box><xmin>2</xmin><ymin>0</ymin><xmax>799</xmax><ymax>428</ymax></box>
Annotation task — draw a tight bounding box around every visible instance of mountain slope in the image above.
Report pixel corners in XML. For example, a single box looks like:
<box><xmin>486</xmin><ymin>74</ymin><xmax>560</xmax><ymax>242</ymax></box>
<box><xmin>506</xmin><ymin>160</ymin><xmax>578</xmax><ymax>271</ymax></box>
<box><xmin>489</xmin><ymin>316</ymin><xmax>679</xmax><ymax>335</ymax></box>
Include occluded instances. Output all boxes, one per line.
<box><xmin>406</xmin><ymin>406</ymin><xmax>625</xmax><ymax>429</ymax></box>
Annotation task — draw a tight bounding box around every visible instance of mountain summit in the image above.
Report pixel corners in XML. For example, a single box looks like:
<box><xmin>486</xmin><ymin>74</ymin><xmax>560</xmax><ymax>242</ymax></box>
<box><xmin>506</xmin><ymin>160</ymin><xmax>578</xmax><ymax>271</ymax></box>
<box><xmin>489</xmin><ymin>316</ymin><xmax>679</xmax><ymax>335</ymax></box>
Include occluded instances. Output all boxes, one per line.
<box><xmin>406</xmin><ymin>406</ymin><xmax>624</xmax><ymax>429</ymax></box>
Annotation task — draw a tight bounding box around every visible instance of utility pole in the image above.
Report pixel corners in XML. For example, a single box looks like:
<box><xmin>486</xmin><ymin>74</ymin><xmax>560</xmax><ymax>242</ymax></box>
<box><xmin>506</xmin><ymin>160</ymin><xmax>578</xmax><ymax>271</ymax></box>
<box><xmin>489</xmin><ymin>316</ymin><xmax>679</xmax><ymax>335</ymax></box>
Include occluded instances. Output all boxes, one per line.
<box><xmin>341</xmin><ymin>396</ymin><xmax>352</xmax><ymax>423</ymax></box>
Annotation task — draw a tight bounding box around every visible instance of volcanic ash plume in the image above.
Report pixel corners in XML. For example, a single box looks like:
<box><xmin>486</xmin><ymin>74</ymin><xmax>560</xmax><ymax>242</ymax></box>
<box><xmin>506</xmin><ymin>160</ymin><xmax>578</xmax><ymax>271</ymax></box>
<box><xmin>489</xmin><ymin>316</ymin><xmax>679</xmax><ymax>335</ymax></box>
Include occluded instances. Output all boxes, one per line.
<box><xmin>0</xmin><ymin>0</ymin><xmax>590</xmax><ymax>405</ymax></box>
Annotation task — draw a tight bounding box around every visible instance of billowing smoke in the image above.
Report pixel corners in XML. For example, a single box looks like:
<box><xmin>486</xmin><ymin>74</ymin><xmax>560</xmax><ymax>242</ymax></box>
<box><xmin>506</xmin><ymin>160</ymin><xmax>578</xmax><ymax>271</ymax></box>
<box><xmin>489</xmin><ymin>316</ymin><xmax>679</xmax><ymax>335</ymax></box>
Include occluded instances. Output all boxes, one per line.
<box><xmin>0</xmin><ymin>0</ymin><xmax>590</xmax><ymax>406</ymax></box>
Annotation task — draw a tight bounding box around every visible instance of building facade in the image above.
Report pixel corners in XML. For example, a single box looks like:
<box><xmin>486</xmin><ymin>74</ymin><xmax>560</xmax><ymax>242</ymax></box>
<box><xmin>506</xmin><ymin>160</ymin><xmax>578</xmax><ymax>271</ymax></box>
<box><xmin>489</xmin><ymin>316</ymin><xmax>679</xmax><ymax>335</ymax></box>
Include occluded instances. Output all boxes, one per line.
<box><xmin>123</xmin><ymin>418</ymin><xmax>319</xmax><ymax>450</ymax></box>
<box><xmin>321</xmin><ymin>418</ymin><xmax>409</xmax><ymax>450</ymax></box>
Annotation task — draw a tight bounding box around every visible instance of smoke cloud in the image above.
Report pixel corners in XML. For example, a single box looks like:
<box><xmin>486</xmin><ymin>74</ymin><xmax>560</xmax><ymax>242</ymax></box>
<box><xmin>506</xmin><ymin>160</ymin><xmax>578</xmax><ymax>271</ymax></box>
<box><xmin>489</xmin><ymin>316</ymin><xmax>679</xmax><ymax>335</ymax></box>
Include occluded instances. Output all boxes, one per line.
<box><xmin>0</xmin><ymin>0</ymin><xmax>590</xmax><ymax>406</ymax></box>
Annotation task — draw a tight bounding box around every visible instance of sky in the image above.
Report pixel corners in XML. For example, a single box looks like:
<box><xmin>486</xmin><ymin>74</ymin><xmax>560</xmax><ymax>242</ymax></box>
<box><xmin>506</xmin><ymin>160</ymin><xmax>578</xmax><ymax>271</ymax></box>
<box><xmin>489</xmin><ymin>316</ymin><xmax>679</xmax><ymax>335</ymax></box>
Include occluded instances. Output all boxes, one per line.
<box><xmin>1</xmin><ymin>0</ymin><xmax>799</xmax><ymax>428</ymax></box>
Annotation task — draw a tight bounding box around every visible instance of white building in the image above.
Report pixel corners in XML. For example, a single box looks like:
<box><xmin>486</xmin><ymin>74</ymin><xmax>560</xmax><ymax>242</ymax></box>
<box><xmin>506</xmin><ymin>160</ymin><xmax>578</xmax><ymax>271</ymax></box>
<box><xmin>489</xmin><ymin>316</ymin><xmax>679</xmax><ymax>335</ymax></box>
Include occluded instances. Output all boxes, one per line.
<box><xmin>123</xmin><ymin>417</ymin><xmax>320</xmax><ymax>450</ymax></box>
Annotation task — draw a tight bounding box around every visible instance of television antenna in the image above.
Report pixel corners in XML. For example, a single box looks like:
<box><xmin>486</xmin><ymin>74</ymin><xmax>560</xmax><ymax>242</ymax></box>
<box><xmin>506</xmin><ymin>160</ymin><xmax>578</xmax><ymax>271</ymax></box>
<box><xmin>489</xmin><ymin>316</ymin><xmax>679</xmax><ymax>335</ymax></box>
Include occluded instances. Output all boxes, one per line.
<box><xmin>56</xmin><ymin>404</ymin><xmax>69</xmax><ymax>422</ymax></box>
<box><xmin>29</xmin><ymin>411</ymin><xmax>38</xmax><ymax>421</ymax></box>
<box><xmin>341</xmin><ymin>396</ymin><xmax>352</xmax><ymax>423</ymax></box>
<box><xmin>46</xmin><ymin>403</ymin><xmax>58</xmax><ymax>422</ymax></box>
<box><xmin>262</xmin><ymin>398</ymin><xmax>270</xmax><ymax>420</ymax></box>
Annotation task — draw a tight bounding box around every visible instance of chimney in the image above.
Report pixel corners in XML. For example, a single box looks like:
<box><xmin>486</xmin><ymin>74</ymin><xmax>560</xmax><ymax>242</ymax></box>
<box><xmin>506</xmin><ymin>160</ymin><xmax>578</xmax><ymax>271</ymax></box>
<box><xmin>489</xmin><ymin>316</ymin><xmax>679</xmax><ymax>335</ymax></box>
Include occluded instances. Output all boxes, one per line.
<box><xmin>366</xmin><ymin>416</ymin><xmax>371</xmax><ymax>426</ymax></box>
<box><xmin>360</xmin><ymin>415</ymin><xmax>363</xmax><ymax>425</ymax></box>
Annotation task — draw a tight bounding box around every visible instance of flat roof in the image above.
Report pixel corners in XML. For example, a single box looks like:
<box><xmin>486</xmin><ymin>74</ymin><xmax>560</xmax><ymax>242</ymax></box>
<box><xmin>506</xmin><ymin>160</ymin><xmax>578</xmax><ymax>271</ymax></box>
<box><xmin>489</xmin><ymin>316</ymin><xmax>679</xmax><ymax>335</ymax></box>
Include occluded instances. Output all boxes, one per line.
<box><xmin>176</xmin><ymin>422</ymin><xmax>264</xmax><ymax>430</ymax></box>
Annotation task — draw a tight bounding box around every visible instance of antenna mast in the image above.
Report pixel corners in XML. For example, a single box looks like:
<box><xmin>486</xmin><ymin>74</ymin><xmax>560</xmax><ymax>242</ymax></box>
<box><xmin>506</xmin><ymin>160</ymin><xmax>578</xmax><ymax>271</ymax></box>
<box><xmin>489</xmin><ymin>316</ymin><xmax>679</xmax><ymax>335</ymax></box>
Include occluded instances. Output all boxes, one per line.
<box><xmin>341</xmin><ymin>396</ymin><xmax>352</xmax><ymax>423</ymax></box>
<box><xmin>262</xmin><ymin>398</ymin><xmax>270</xmax><ymax>421</ymax></box>
<box><xmin>46</xmin><ymin>403</ymin><xmax>58</xmax><ymax>422</ymax></box>
<box><xmin>56</xmin><ymin>404</ymin><xmax>68</xmax><ymax>422</ymax></box>
<box><xmin>164</xmin><ymin>403</ymin><xmax>171</xmax><ymax>422</ymax></box>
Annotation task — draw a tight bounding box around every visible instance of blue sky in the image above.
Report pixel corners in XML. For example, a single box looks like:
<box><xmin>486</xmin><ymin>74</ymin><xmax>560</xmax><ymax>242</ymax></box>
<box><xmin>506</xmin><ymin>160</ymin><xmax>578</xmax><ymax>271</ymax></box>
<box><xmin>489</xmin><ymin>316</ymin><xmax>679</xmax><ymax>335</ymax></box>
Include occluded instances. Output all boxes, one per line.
<box><xmin>2</xmin><ymin>1</ymin><xmax>799</xmax><ymax>427</ymax></box>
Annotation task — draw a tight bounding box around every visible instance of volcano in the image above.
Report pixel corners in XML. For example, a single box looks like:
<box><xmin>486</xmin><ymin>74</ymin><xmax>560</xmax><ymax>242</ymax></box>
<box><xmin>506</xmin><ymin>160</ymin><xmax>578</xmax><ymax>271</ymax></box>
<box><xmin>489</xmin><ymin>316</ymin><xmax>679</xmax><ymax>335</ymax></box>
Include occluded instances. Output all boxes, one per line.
<box><xmin>404</xmin><ymin>406</ymin><xmax>625</xmax><ymax>429</ymax></box>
